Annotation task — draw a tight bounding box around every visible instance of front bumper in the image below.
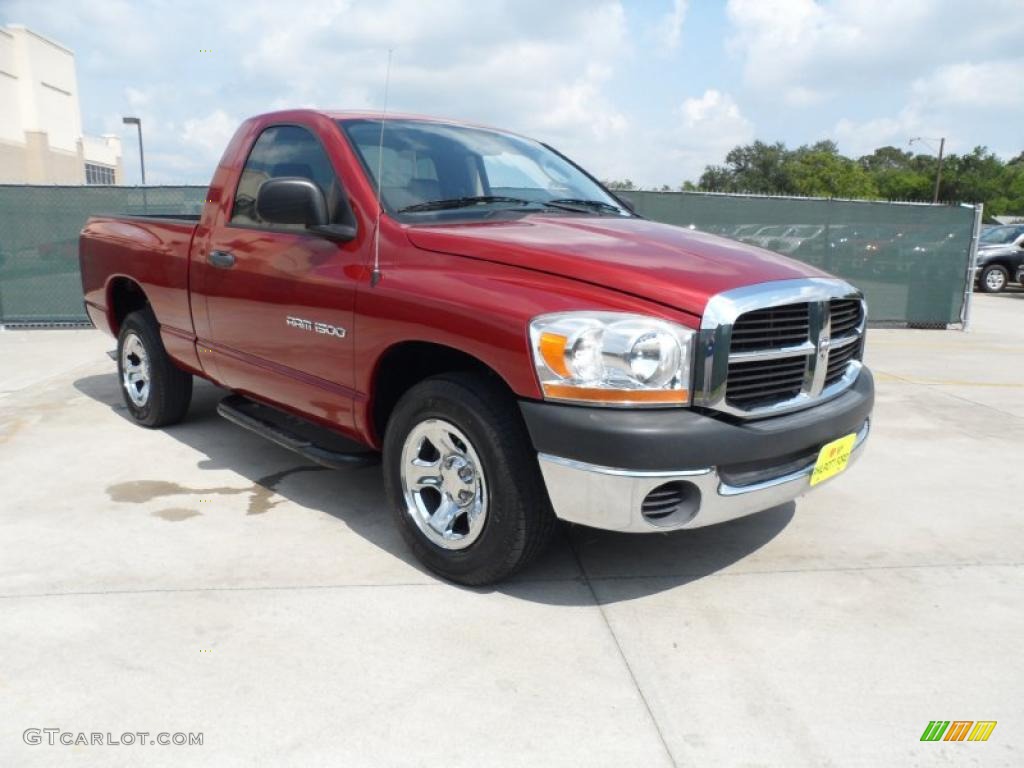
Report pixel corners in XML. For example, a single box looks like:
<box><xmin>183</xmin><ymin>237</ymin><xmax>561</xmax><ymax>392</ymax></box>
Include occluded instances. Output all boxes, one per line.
<box><xmin>521</xmin><ymin>369</ymin><xmax>874</xmax><ymax>533</ymax></box>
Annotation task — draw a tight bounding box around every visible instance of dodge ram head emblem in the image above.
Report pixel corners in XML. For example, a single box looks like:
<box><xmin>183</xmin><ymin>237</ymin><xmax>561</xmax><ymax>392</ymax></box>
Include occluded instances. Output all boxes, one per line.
<box><xmin>286</xmin><ymin>316</ymin><xmax>346</xmax><ymax>338</ymax></box>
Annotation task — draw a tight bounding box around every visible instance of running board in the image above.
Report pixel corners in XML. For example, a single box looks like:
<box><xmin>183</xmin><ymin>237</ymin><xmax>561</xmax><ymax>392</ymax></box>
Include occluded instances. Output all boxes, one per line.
<box><xmin>216</xmin><ymin>395</ymin><xmax>379</xmax><ymax>469</ymax></box>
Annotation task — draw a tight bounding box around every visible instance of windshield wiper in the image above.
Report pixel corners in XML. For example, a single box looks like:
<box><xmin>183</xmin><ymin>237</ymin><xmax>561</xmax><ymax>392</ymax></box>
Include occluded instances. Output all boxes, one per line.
<box><xmin>544</xmin><ymin>198</ymin><xmax>624</xmax><ymax>214</ymax></box>
<box><xmin>397</xmin><ymin>195</ymin><xmax>626</xmax><ymax>216</ymax></box>
<box><xmin>397</xmin><ymin>195</ymin><xmax>534</xmax><ymax>213</ymax></box>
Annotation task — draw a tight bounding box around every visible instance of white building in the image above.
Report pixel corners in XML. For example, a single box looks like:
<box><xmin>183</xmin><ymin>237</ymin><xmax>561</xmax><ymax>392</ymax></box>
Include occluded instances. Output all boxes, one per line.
<box><xmin>0</xmin><ymin>24</ymin><xmax>122</xmax><ymax>184</ymax></box>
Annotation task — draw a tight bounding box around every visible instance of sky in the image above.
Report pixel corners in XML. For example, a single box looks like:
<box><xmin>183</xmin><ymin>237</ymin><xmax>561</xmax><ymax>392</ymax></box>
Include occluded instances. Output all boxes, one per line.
<box><xmin>3</xmin><ymin>0</ymin><xmax>1022</xmax><ymax>186</ymax></box>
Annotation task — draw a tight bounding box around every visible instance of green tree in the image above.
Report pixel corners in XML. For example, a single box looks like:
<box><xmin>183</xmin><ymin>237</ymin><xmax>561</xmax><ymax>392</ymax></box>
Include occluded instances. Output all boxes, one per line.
<box><xmin>687</xmin><ymin>139</ymin><xmax>1024</xmax><ymax>213</ymax></box>
<box><xmin>696</xmin><ymin>165</ymin><xmax>735</xmax><ymax>192</ymax></box>
<box><xmin>941</xmin><ymin>147</ymin><xmax>1006</xmax><ymax>207</ymax></box>
<box><xmin>857</xmin><ymin>146</ymin><xmax>932</xmax><ymax>200</ymax></box>
<box><xmin>721</xmin><ymin>141</ymin><xmax>792</xmax><ymax>194</ymax></box>
<box><xmin>785</xmin><ymin>141</ymin><xmax>878</xmax><ymax>198</ymax></box>
<box><xmin>858</xmin><ymin>145</ymin><xmax>914</xmax><ymax>172</ymax></box>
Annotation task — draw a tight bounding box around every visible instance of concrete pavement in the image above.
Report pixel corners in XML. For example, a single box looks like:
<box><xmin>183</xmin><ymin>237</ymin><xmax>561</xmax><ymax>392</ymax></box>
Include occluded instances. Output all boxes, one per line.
<box><xmin>1</xmin><ymin>294</ymin><xmax>1021</xmax><ymax>766</ymax></box>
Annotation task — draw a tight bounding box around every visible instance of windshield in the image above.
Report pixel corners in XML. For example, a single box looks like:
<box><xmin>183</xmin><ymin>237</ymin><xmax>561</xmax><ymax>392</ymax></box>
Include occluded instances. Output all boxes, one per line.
<box><xmin>980</xmin><ymin>226</ymin><xmax>1022</xmax><ymax>244</ymax></box>
<box><xmin>339</xmin><ymin>119</ymin><xmax>628</xmax><ymax>218</ymax></box>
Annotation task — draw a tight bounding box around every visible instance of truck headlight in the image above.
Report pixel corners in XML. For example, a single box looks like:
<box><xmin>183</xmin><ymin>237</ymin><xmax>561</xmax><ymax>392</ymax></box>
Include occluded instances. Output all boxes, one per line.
<box><xmin>529</xmin><ymin>312</ymin><xmax>694</xmax><ymax>406</ymax></box>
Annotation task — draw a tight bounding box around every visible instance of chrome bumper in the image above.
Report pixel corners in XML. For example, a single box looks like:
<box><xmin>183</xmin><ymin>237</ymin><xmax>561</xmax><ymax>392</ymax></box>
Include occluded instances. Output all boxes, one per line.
<box><xmin>537</xmin><ymin>420</ymin><xmax>870</xmax><ymax>533</ymax></box>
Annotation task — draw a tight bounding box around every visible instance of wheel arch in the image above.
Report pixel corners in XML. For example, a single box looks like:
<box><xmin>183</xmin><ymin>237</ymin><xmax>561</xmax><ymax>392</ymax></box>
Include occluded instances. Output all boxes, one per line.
<box><xmin>368</xmin><ymin>340</ymin><xmax>519</xmax><ymax>447</ymax></box>
<box><xmin>982</xmin><ymin>259</ymin><xmax>1012</xmax><ymax>273</ymax></box>
<box><xmin>106</xmin><ymin>276</ymin><xmax>151</xmax><ymax>335</ymax></box>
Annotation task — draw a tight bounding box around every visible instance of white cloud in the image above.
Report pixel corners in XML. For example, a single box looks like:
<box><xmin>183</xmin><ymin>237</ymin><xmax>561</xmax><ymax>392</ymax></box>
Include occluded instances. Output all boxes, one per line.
<box><xmin>181</xmin><ymin>109</ymin><xmax>237</xmax><ymax>160</ymax></box>
<box><xmin>656</xmin><ymin>90</ymin><xmax>754</xmax><ymax>182</ymax></box>
<box><xmin>833</xmin><ymin>114</ymin><xmax>915</xmax><ymax>157</ymax></box>
<box><xmin>726</xmin><ymin>0</ymin><xmax>1024</xmax><ymax>106</ymax></box>
<box><xmin>833</xmin><ymin>56</ymin><xmax>1024</xmax><ymax>157</ymax></box>
<box><xmin>540</xmin><ymin>73</ymin><xmax>629</xmax><ymax>141</ymax></box>
<box><xmin>655</xmin><ymin>0</ymin><xmax>689</xmax><ymax>52</ymax></box>
<box><xmin>725</xmin><ymin>0</ymin><xmax>1024</xmax><ymax>159</ymax></box>
<box><xmin>15</xmin><ymin>0</ymin><xmax>1017</xmax><ymax>187</ymax></box>
<box><xmin>680</xmin><ymin>90</ymin><xmax>740</xmax><ymax>127</ymax></box>
<box><xmin>124</xmin><ymin>87</ymin><xmax>150</xmax><ymax>108</ymax></box>
<box><xmin>910</xmin><ymin>59</ymin><xmax>1024</xmax><ymax>109</ymax></box>
<box><xmin>2</xmin><ymin>0</ymin><xmax>633</xmax><ymax>183</ymax></box>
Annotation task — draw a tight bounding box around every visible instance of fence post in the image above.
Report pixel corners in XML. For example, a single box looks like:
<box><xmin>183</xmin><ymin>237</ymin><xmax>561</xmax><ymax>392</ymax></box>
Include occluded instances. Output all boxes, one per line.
<box><xmin>961</xmin><ymin>203</ymin><xmax>982</xmax><ymax>331</ymax></box>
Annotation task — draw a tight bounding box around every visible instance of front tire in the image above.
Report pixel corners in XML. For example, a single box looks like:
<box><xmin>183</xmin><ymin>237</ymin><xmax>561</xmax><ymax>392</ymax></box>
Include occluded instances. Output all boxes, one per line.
<box><xmin>383</xmin><ymin>373</ymin><xmax>556</xmax><ymax>585</ymax></box>
<box><xmin>117</xmin><ymin>309</ymin><xmax>193</xmax><ymax>427</ymax></box>
<box><xmin>979</xmin><ymin>264</ymin><xmax>1008</xmax><ymax>293</ymax></box>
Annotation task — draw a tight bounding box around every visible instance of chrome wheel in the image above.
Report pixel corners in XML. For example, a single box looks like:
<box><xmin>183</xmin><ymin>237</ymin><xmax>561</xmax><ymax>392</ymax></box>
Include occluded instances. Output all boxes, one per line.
<box><xmin>984</xmin><ymin>267</ymin><xmax>1007</xmax><ymax>292</ymax></box>
<box><xmin>400</xmin><ymin>418</ymin><xmax>487</xmax><ymax>550</ymax></box>
<box><xmin>121</xmin><ymin>332</ymin><xmax>151</xmax><ymax>407</ymax></box>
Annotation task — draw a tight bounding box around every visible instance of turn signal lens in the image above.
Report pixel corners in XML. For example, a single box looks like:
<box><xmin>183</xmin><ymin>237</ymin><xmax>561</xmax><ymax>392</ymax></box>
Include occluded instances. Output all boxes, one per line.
<box><xmin>538</xmin><ymin>332</ymin><xmax>571</xmax><ymax>378</ymax></box>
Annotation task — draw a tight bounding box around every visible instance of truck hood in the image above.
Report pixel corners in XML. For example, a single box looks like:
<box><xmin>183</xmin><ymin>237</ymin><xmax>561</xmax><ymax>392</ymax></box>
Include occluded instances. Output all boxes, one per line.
<box><xmin>405</xmin><ymin>215</ymin><xmax>829</xmax><ymax>317</ymax></box>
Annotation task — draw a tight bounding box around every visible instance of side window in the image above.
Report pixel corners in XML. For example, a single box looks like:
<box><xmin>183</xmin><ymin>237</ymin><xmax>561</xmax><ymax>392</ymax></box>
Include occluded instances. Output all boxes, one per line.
<box><xmin>231</xmin><ymin>125</ymin><xmax>346</xmax><ymax>229</ymax></box>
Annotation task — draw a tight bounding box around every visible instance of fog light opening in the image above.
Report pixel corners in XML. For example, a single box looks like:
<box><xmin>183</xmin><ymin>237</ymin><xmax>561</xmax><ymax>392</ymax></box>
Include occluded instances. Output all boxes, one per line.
<box><xmin>641</xmin><ymin>481</ymin><xmax>700</xmax><ymax>527</ymax></box>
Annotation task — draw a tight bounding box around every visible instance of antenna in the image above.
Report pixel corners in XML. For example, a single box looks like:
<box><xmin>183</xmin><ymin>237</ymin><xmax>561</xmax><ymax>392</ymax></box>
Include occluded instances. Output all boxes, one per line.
<box><xmin>371</xmin><ymin>48</ymin><xmax>393</xmax><ymax>288</ymax></box>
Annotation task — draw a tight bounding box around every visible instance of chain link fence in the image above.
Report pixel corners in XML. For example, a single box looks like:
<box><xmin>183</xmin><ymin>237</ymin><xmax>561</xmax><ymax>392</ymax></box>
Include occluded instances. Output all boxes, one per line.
<box><xmin>0</xmin><ymin>185</ymin><xmax>978</xmax><ymax>328</ymax></box>
<box><xmin>624</xmin><ymin>191</ymin><xmax>980</xmax><ymax>328</ymax></box>
<box><xmin>0</xmin><ymin>185</ymin><xmax>206</xmax><ymax>326</ymax></box>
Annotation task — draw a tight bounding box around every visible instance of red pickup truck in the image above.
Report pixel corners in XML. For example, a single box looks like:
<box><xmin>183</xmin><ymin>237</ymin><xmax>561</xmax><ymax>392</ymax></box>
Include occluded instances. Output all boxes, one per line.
<box><xmin>80</xmin><ymin>109</ymin><xmax>873</xmax><ymax>584</ymax></box>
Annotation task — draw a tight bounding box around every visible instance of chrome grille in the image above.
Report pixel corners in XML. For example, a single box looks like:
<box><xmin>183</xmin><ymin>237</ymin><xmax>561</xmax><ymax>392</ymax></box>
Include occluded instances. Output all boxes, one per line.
<box><xmin>726</xmin><ymin>301</ymin><xmax>811</xmax><ymax>409</ymax></box>
<box><xmin>824</xmin><ymin>298</ymin><xmax>865</xmax><ymax>388</ymax></box>
<box><xmin>829</xmin><ymin>298</ymin><xmax>862</xmax><ymax>336</ymax></box>
<box><xmin>695</xmin><ymin>279</ymin><xmax>867</xmax><ymax>418</ymax></box>
<box><xmin>726</xmin><ymin>355</ymin><xmax>807</xmax><ymax>408</ymax></box>
<box><xmin>825</xmin><ymin>336</ymin><xmax>862</xmax><ymax>386</ymax></box>
<box><xmin>729</xmin><ymin>303</ymin><xmax>810</xmax><ymax>352</ymax></box>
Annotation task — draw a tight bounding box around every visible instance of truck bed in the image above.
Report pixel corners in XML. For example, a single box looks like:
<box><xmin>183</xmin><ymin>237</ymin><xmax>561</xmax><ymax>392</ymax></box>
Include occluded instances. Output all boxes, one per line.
<box><xmin>80</xmin><ymin>214</ymin><xmax>199</xmax><ymax>341</ymax></box>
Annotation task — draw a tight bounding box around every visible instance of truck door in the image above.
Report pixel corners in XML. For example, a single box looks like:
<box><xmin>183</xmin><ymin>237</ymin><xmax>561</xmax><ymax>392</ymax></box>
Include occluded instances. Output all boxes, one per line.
<box><xmin>194</xmin><ymin>123</ymin><xmax>366</xmax><ymax>432</ymax></box>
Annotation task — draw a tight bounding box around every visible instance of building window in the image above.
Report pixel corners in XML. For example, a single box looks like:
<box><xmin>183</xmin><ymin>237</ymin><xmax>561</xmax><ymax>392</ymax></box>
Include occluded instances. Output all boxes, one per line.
<box><xmin>85</xmin><ymin>163</ymin><xmax>116</xmax><ymax>185</ymax></box>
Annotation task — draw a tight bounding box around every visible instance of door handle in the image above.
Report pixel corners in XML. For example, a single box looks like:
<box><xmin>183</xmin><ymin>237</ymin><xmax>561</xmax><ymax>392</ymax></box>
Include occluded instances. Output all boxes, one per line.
<box><xmin>208</xmin><ymin>250</ymin><xmax>236</xmax><ymax>269</ymax></box>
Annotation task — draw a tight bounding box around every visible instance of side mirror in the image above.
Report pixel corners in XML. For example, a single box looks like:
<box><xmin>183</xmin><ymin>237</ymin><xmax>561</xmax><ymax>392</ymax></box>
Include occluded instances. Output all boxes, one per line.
<box><xmin>256</xmin><ymin>178</ymin><xmax>329</xmax><ymax>226</ymax></box>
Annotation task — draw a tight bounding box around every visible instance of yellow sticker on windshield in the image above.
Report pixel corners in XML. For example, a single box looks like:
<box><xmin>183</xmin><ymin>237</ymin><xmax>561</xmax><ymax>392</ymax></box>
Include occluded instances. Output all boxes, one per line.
<box><xmin>810</xmin><ymin>433</ymin><xmax>857</xmax><ymax>487</ymax></box>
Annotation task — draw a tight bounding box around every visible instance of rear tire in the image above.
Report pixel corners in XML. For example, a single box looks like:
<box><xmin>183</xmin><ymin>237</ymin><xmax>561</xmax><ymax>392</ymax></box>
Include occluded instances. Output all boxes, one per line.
<box><xmin>117</xmin><ymin>309</ymin><xmax>193</xmax><ymax>428</ymax></box>
<box><xmin>979</xmin><ymin>264</ymin><xmax>1008</xmax><ymax>293</ymax></box>
<box><xmin>382</xmin><ymin>372</ymin><xmax>556</xmax><ymax>585</ymax></box>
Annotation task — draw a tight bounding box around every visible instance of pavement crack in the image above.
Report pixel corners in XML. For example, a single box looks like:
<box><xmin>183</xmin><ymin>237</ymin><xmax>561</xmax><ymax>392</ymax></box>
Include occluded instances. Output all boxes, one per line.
<box><xmin>573</xmin><ymin>559</ymin><xmax>1023</xmax><ymax>585</ymax></box>
<box><xmin>568</xmin><ymin>538</ymin><xmax>680</xmax><ymax>768</ymax></box>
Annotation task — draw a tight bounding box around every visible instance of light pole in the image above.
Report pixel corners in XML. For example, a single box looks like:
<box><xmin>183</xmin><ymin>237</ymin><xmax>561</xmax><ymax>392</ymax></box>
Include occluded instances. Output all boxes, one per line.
<box><xmin>122</xmin><ymin>116</ymin><xmax>146</xmax><ymax>184</ymax></box>
<box><xmin>909</xmin><ymin>136</ymin><xmax>945</xmax><ymax>204</ymax></box>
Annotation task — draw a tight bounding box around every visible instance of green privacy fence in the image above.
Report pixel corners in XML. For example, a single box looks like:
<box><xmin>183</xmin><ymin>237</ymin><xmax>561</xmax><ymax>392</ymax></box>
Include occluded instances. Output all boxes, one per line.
<box><xmin>0</xmin><ymin>185</ymin><xmax>978</xmax><ymax>327</ymax></box>
<box><xmin>0</xmin><ymin>185</ymin><xmax>207</xmax><ymax>325</ymax></box>
<box><xmin>625</xmin><ymin>191</ymin><xmax>980</xmax><ymax>327</ymax></box>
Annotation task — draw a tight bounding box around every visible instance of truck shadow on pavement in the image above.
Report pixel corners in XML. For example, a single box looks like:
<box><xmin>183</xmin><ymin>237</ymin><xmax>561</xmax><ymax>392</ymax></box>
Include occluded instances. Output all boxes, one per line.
<box><xmin>73</xmin><ymin>373</ymin><xmax>794</xmax><ymax>606</ymax></box>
